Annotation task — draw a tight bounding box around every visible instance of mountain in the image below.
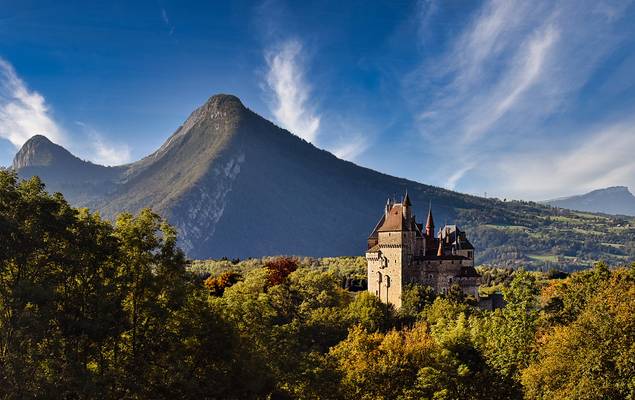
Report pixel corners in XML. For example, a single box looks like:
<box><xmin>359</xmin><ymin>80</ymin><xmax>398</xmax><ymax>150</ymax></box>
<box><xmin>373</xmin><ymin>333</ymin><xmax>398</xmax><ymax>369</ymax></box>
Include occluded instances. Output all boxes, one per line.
<box><xmin>13</xmin><ymin>134</ymin><xmax>124</xmax><ymax>204</ymax></box>
<box><xmin>544</xmin><ymin>187</ymin><xmax>635</xmax><ymax>216</ymax></box>
<box><xmin>12</xmin><ymin>94</ymin><xmax>635</xmax><ymax>268</ymax></box>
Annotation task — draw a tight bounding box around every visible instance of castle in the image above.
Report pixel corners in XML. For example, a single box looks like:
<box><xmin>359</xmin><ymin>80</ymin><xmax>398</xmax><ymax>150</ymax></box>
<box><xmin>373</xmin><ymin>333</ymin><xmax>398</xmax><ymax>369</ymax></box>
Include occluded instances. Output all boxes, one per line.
<box><xmin>366</xmin><ymin>192</ymin><xmax>480</xmax><ymax>308</ymax></box>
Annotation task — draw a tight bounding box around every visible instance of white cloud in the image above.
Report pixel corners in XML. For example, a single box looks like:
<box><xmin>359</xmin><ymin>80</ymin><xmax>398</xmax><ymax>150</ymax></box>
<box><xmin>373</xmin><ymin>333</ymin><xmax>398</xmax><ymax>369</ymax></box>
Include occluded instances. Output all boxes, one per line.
<box><xmin>263</xmin><ymin>39</ymin><xmax>372</xmax><ymax>162</ymax></box>
<box><xmin>264</xmin><ymin>39</ymin><xmax>320</xmax><ymax>143</ymax></box>
<box><xmin>0</xmin><ymin>58</ymin><xmax>64</xmax><ymax>147</ymax></box>
<box><xmin>446</xmin><ymin>164</ymin><xmax>475</xmax><ymax>190</ymax></box>
<box><xmin>332</xmin><ymin>133</ymin><xmax>369</xmax><ymax>162</ymax></box>
<box><xmin>461</xmin><ymin>25</ymin><xmax>559</xmax><ymax>143</ymax></box>
<box><xmin>451</xmin><ymin>0</ymin><xmax>525</xmax><ymax>90</ymax></box>
<box><xmin>492</xmin><ymin>119</ymin><xmax>635</xmax><ymax>200</ymax></box>
<box><xmin>75</xmin><ymin>121</ymin><xmax>131</xmax><ymax>166</ymax></box>
<box><xmin>409</xmin><ymin>0</ymin><xmax>632</xmax><ymax>197</ymax></box>
<box><xmin>415</xmin><ymin>0</ymin><xmax>559</xmax><ymax>144</ymax></box>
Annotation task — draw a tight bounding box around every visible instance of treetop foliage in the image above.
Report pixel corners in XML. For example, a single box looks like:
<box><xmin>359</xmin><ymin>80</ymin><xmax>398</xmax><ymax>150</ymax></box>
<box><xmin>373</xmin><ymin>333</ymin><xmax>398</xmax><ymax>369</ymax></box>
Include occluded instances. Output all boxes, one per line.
<box><xmin>1</xmin><ymin>170</ymin><xmax>633</xmax><ymax>399</ymax></box>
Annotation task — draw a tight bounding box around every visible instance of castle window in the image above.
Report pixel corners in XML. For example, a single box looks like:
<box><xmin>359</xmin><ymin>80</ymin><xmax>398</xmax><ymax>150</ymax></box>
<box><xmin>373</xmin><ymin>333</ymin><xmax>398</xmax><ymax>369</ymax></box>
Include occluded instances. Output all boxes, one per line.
<box><xmin>385</xmin><ymin>276</ymin><xmax>391</xmax><ymax>288</ymax></box>
<box><xmin>377</xmin><ymin>272</ymin><xmax>382</xmax><ymax>283</ymax></box>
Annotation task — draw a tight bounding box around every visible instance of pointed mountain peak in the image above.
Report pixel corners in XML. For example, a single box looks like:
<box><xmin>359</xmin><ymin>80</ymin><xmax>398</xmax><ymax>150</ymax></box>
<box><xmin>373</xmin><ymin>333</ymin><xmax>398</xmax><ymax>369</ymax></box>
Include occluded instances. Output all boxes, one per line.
<box><xmin>205</xmin><ymin>93</ymin><xmax>245</xmax><ymax>108</ymax></box>
<box><xmin>24</xmin><ymin>134</ymin><xmax>54</xmax><ymax>146</ymax></box>
<box><xmin>12</xmin><ymin>134</ymin><xmax>76</xmax><ymax>170</ymax></box>
<box><xmin>164</xmin><ymin>94</ymin><xmax>248</xmax><ymax>143</ymax></box>
<box><xmin>195</xmin><ymin>93</ymin><xmax>246</xmax><ymax>119</ymax></box>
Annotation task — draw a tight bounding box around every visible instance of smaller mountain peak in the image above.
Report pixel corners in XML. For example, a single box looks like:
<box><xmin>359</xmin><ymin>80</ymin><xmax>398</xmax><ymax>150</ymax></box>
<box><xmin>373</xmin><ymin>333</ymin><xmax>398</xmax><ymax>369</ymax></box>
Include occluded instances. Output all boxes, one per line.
<box><xmin>24</xmin><ymin>134</ymin><xmax>54</xmax><ymax>146</ymax></box>
<box><xmin>12</xmin><ymin>134</ymin><xmax>73</xmax><ymax>170</ymax></box>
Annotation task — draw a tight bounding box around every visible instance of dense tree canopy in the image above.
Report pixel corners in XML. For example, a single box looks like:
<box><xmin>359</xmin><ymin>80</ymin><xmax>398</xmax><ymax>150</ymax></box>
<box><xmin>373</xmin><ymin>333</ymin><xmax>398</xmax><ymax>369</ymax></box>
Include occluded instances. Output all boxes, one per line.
<box><xmin>0</xmin><ymin>170</ymin><xmax>633</xmax><ymax>399</ymax></box>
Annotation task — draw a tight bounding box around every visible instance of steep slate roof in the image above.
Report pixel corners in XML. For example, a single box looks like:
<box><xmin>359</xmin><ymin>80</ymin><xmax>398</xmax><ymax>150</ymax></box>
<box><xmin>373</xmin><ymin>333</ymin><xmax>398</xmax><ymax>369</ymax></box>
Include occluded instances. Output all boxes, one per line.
<box><xmin>367</xmin><ymin>215</ymin><xmax>385</xmax><ymax>239</ymax></box>
<box><xmin>367</xmin><ymin>244</ymin><xmax>381</xmax><ymax>253</ymax></box>
<box><xmin>378</xmin><ymin>204</ymin><xmax>406</xmax><ymax>232</ymax></box>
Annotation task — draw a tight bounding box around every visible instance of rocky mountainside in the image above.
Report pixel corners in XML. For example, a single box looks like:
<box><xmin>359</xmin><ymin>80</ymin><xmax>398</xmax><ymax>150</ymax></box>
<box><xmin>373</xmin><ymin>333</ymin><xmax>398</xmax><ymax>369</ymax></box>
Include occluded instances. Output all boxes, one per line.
<box><xmin>544</xmin><ymin>187</ymin><xmax>635</xmax><ymax>216</ymax></box>
<box><xmin>13</xmin><ymin>94</ymin><xmax>635</xmax><ymax>268</ymax></box>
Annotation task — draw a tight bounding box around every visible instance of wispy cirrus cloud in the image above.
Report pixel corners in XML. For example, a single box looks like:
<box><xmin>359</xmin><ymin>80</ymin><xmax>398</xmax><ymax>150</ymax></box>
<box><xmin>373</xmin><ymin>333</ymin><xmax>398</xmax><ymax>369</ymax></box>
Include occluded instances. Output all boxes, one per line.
<box><xmin>263</xmin><ymin>38</ymin><xmax>371</xmax><ymax>162</ymax></box>
<box><xmin>491</xmin><ymin>118</ymin><xmax>635</xmax><ymax>199</ymax></box>
<box><xmin>460</xmin><ymin>25</ymin><xmax>559</xmax><ymax>144</ymax></box>
<box><xmin>332</xmin><ymin>132</ymin><xmax>370</xmax><ymax>161</ymax></box>
<box><xmin>75</xmin><ymin>121</ymin><xmax>131</xmax><ymax>166</ymax></box>
<box><xmin>160</xmin><ymin>7</ymin><xmax>175</xmax><ymax>36</ymax></box>
<box><xmin>264</xmin><ymin>39</ymin><xmax>320</xmax><ymax>143</ymax></box>
<box><xmin>409</xmin><ymin>0</ymin><xmax>634</xmax><ymax>196</ymax></box>
<box><xmin>0</xmin><ymin>58</ymin><xmax>65</xmax><ymax>147</ymax></box>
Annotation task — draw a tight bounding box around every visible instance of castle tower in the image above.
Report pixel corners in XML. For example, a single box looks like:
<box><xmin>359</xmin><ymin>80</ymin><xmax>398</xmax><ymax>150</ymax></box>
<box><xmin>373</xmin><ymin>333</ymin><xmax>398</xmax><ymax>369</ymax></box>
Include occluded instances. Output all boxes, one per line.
<box><xmin>365</xmin><ymin>197</ymin><xmax>413</xmax><ymax>308</ymax></box>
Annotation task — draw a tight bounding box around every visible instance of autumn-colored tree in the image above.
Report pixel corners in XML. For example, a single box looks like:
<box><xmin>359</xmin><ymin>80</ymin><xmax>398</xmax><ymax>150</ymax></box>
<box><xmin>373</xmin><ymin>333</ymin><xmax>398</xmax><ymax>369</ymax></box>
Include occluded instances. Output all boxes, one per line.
<box><xmin>204</xmin><ymin>271</ymin><xmax>242</xmax><ymax>296</ymax></box>
<box><xmin>330</xmin><ymin>321</ymin><xmax>515</xmax><ymax>400</ymax></box>
<box><xmin>522</xmin><ymin>267</ymin><xmax>635</xmax><ymax>399</ymax></box>
<box><xmin>265</xmin><ymin>256</ymin><xmax>298</xmax><ymax>286</ymax></box>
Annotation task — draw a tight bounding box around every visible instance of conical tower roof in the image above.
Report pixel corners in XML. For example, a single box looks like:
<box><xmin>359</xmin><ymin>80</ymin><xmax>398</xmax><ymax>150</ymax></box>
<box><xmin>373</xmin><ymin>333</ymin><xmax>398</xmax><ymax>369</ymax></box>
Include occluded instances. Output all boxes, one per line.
<box><xmin>403</xmin><ymin>190</ymin><xmax>412</xmax><ymax>206</ymax></box>
<box><xmin>425</xmin><ymin>204</ymin><xmax>434</xmax><ymax>229</ymax></box>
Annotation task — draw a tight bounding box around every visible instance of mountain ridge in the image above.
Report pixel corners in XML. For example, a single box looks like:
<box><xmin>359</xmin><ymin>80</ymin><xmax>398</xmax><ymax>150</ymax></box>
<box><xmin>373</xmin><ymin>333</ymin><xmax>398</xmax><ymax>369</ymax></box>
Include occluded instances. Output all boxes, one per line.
<box><xmin>12</xmin><ymin>94</ymin><xmax>635</xmax><ymax>267</ymax></box>
<box><xmin>544</xmin><ymin>186</ymin><xmax>635</xmax><ymax>216</ymax></box>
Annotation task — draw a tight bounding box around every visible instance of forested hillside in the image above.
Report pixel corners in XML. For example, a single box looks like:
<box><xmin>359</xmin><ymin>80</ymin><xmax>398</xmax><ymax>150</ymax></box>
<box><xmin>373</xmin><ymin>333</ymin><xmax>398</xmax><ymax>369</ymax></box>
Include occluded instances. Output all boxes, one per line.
<box><xmin>1</xmin><ymin>170</ymin><xmax>633</xmax><ymax>399</ymax></box>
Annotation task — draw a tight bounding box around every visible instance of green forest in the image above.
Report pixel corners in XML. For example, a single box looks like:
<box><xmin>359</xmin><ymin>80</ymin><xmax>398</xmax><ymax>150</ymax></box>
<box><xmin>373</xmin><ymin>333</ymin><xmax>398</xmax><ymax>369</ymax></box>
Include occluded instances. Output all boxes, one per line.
<box><xmin>1</xmin><ymin>170</ymin><xmax>634</xmax><ymax>399</ymax></box>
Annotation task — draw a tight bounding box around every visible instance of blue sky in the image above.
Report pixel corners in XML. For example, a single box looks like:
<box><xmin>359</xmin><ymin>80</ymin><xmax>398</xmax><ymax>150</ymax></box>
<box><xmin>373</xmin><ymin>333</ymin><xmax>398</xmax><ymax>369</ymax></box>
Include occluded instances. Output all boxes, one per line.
<box><xmin>1</xmin><ymin>0</ymin><xmax>634</xmax><ymax>200</ymax></box>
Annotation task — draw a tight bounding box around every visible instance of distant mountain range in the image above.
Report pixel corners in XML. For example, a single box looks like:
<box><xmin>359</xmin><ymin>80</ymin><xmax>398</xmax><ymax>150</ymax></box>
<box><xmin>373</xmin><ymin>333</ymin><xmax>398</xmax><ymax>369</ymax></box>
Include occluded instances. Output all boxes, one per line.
<box><xmin>543</xmin><ymin>187</ymin><xmax>635</xmax><ymax>217</ymax></box>
<box><xmin>12</xmin><ymin>94</ymin><xmax>635</xmax><ymax>268</ymax></box>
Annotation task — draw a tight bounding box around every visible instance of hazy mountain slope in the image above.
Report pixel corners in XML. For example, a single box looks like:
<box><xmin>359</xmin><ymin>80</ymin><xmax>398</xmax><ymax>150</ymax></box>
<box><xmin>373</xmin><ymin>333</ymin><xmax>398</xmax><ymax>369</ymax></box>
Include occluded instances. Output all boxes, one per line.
<box><xmin>544</xmin><ymin>187</ymin><xmax>635</xmax><ymax>216</ymax></box>
<box><xmin>12</xmin><ymin>135</ymin><xmax>124</xmax><ymax>204</ymax></box>
<box><xmin>13</xmin><ymin>95</ymin><xmax>635</xmax><ymax>268</ymax></box>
